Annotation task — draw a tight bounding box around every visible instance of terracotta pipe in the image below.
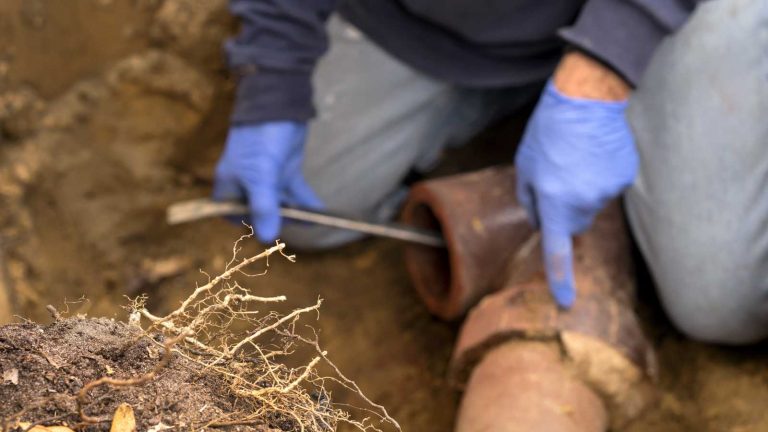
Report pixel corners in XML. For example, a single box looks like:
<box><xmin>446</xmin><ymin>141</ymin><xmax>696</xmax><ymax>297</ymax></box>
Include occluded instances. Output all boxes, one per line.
<box><xmin>401</xmin><ymin>167</ymin><xmax>655</xmax><ymax>429</ymax></box>
<box><xmin>401</xmin><ymin>166</ymin><xmax>535</xmax><ymax>320</ymax></box>
<box><xmin>451</xmin><ymin>201</ymin><xmax>656</xmax><ymax>431</ymax></box>
<box><xmin>455</xmin><ymin>340</ymin><xmax>608</xmax><ymax>432</ymax></box>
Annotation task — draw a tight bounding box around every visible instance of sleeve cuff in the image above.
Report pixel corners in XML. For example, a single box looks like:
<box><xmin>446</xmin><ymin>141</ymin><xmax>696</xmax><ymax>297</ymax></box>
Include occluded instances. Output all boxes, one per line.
<box><xmin>230</xmin><ymin>68</ymin><xmax>316</xmax><ymax>125</ymax></box>
<box><xmin>558</xmin><ymin>0</ymin><xmax>669</xmax><ymax>86</ymax></box>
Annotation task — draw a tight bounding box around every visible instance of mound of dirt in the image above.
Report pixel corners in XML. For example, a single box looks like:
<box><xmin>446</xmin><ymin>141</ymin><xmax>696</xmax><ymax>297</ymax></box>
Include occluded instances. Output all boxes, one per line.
<box><xmin>0</xmin><ymin>316</ymin><xmax>286</xmax><ymax>431</ymax></box>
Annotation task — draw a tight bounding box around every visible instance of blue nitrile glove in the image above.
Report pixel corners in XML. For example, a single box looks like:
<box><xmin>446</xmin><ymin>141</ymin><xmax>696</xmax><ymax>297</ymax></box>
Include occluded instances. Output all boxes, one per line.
<box><xmin>212</xmin><ymin>121</ymin><xmax>323</xmax><ymax>242</ymax></box>
<box><xmin>515</xmin><ymin>80</ymin><xmax>638</xmax><ymax>308</ymax></box>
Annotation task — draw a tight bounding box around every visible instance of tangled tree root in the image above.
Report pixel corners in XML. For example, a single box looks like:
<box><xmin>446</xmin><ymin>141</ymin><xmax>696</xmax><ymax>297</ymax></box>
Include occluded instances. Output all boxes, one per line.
<box><xmin>1</xmin><ymin>233</ymin><xmax>401</xmax><ymax>432</ymax></box>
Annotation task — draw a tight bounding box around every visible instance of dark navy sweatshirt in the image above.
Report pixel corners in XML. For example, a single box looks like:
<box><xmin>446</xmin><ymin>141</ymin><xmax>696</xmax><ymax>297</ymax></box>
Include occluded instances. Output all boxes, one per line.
<box><xmin>226</xmin><ymin>0</ymin><xmax>702</xmax><ymax>125</ymax></box>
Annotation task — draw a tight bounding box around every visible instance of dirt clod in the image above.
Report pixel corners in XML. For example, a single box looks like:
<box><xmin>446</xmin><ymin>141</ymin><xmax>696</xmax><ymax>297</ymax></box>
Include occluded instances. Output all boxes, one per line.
<box><xmin>0</xmin><ymin>317</ymin><xmax>261</xmax><ymax>431</ymax></box>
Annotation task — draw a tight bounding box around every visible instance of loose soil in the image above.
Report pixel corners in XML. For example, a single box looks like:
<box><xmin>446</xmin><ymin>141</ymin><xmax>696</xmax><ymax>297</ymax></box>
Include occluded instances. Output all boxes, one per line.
<box><xmin>2</xmin><ymin>1</ymin><xmax>768</xmax><ymax>431</ymax></box>
<box><xmin>0</xmin><ymin>317</ymin><xmax>272</xmax><ymax>431</ymax></box>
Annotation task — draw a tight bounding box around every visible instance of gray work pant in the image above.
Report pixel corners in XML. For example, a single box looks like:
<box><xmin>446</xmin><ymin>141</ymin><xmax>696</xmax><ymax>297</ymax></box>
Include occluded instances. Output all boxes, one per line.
<box><xmin>281</xmin><ymin>18</ymin><xmax>540</xmax><ymax>248</ymax></box>
<box><xmin>627</xmin><ymin>0</ymin><xmax>768</xmax><ymax>344</ymax></box>
<box><xmin>283</xmin><ymin>0</ymin><xmax>768</xmax><ymax>344</ymax></box>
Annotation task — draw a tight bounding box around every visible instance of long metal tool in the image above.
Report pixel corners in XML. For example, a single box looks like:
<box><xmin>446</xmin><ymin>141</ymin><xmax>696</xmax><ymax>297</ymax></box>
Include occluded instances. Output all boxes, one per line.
<box><xmin>167</xmin><ymin>198</ymin><xmax>446</xmax><ymax>248</ymax></box>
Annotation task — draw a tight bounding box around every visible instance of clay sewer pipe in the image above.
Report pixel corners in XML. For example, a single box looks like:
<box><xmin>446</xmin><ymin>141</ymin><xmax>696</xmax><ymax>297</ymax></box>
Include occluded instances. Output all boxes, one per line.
<box><xmin>403</xmin><ymin>170</ymin><xmax>657</xmax><ymax>430</ymax></box>
<box><xmin>401</xmin><ymin>166</ymin><xmax>536</xmax><ymax>320</ymax></box>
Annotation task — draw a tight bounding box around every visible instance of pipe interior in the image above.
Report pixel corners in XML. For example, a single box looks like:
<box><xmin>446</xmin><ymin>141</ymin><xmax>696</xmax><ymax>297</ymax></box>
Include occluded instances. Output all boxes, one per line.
<box><xmin>406</xmin><ymin>203</ymin><xmax>453</xmax><ymax>301</ymax></box>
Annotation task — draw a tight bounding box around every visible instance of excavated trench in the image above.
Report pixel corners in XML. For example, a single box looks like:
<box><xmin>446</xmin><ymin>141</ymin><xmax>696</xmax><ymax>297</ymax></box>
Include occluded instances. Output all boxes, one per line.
<box><xmin>2</xmin><ymin>1</ymin><xmax>768</xmax><ymax>431</ymax></box>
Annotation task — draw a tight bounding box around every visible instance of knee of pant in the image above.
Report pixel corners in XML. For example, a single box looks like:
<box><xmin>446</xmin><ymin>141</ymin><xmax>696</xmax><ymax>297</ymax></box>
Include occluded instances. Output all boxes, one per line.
<box><xmin>660</xmin><ymin>279</ymin><xmax>768</xmax><ymax>345</ymax></box>
<box><xmin>639</xmin><ymin>222</ymin><xmax>768</xmax><ymax>345</ymax></box>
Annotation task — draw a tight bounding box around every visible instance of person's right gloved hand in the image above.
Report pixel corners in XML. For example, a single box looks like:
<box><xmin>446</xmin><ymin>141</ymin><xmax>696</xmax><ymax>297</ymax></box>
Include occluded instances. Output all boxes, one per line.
<box><xmin>515</xmin><ymin>80</ymin><xmax>637</xmax><ymax>309</ymax></box>
<box><xmin>212</xmin><ymin>121</ymin><xmax>324</xmax><ymax>242</ymax></box>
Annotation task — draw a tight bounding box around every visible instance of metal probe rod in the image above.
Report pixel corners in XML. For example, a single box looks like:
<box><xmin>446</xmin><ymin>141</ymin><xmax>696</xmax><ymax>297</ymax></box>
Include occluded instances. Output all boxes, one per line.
<box><xmin>166</xmin><ymin>198</ymin><xmax>446</xmax><ymax>248</ymax></box>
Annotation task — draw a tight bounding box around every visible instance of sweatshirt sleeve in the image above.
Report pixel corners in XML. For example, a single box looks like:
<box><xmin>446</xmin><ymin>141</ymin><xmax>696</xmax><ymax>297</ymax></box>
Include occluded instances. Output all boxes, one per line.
<box><xmin>559</xmin><ymin>0</ymin><xmax>703</xmax><ymax>86</ymax></box>
<box><xmin>226</xmin><ymin>0</ymin><xmax>337</xmax><ymax>125</ymax></box>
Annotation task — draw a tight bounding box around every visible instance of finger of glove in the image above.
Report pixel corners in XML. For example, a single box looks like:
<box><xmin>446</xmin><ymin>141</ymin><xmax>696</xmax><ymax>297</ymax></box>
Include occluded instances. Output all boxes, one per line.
<box><xmin>211</xmin><ymin>175</ymin><xmax>251</xmax><ymax>225</ymax></box>
<box><xmin>514</xmin><ymin>143</ymin><xmax>540</xmax><ymax>228</ymax></box>
<box><xmin>211</xmin><ymin>170</ymin><xmax>245</xmax><ymax>202</ymax></box>
<box><xmin>285</xmin><ymin>175</ymin><xmax>324</xmax><ymax>210</ymax></box>
<box><xmin>541</xmin><ymin>226</ymin><xmax>576</xmax><ymax>308</ymax></box>
<box><xmin>281</xmin><ymin>145</ymin><xmax>323</xmax><ymax>210</ymax></box>
<box><xmin>537</xmin><ymin>197</ymin><xmax>576</xmax><ymax>308</ymax></box>
<box><xmin>246</xmin><ymin>184</ymin><xmax>282</xmax><ymax>242</ymax></box>
<box><xmin>515</xmin><ymin>177</ymin><xmax>539</xmax><ymax>228</ymax></box>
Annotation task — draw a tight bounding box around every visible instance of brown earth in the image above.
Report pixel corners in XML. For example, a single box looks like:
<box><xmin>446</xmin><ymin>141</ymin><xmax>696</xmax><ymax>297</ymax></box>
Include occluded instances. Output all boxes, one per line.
<box><xmin>0</xmin><ymin>316</ymin><xmax>271</xmax><ymax>431</ymax></box>
<box><xmin>1</xmin><ymin>1</ymin><xmax>768</xmax><ymax>431</ymax></box>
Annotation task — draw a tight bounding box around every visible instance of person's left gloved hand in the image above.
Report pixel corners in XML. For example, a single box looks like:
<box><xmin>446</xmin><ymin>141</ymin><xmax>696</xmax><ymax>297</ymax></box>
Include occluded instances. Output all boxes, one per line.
<box><xmin>515</xmin><ymin>79</ymin><xmax>638</xmax><ymax>308</ymax></box>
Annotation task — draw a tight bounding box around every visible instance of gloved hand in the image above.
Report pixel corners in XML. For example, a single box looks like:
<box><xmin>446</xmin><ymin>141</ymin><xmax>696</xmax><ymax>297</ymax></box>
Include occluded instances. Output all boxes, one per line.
<box><xmin>212</xmin><ymin>121</ymin><xmax>323</xmax><ymax>242</ymax></box>
<box><xmin>515</xmin><ymin>80</ymin><xmax>638</xmax><ymax>308</ymax></box>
